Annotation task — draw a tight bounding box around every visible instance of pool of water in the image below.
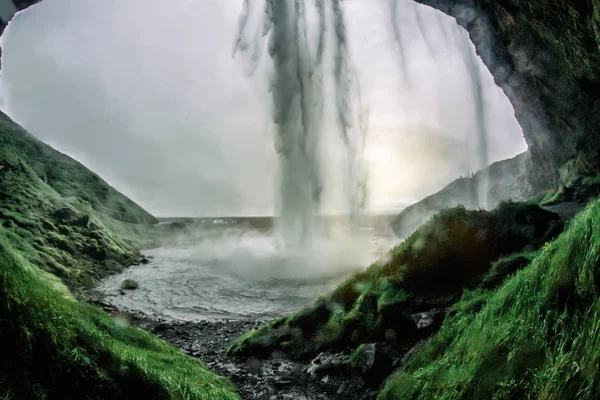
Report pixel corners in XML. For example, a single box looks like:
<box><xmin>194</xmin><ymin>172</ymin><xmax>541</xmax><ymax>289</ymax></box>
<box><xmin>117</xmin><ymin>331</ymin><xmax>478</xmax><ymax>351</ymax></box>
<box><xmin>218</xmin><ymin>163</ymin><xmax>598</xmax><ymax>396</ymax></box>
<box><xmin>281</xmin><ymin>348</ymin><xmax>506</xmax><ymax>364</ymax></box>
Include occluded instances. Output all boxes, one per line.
<box><xmin>98</xmin><ymin>227</ymin><xmax>396</xmax><ymax>321</ymax></box>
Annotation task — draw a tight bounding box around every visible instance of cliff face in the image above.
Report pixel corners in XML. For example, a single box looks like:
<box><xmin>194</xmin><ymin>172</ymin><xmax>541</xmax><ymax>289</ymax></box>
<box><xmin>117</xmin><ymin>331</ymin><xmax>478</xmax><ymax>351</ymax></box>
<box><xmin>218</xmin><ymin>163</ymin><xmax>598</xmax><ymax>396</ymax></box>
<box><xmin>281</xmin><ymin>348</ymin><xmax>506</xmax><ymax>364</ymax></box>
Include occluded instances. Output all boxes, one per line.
<box><xmin>415</xmin><ymin>0</ymin><xmax>600</xmax><ymax>189</ymax></box>
<box><xmin>392</xmin><ymin>151</ymin><xmax>534</xmax><ymax>237</ymax></box>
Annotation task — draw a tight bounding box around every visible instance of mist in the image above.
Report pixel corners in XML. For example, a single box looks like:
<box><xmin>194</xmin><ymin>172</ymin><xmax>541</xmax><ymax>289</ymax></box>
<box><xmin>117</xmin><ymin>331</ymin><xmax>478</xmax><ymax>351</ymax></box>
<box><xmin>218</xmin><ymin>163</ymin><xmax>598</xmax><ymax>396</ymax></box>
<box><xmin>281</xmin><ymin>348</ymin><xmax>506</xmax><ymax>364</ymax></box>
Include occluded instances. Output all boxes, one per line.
<box><xmin>0</xmin><ymin>0</ymin><xmax>526</xmax><ymax>217</ymax></box>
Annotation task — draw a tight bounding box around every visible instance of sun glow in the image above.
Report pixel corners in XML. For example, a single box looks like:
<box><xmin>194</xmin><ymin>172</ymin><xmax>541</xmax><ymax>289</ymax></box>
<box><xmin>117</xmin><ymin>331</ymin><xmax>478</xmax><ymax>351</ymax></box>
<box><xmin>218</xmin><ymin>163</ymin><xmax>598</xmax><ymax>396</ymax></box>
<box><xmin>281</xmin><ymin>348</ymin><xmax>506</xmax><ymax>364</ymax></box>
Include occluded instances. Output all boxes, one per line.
<box><xmin>364</xmin><ymin>124</ymin><xmax>465</xmax><ymax>212</ymax></box>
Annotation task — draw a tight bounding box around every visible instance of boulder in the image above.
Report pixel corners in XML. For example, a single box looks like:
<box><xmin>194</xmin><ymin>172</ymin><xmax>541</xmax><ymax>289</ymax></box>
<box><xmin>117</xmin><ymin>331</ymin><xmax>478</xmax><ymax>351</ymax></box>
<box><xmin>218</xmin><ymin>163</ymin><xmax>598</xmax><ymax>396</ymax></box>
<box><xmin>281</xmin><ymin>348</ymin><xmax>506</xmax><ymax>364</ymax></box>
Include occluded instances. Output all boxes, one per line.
<box><xmin>121</xmin><ymin>279</ymin><xmax>139</xmax><ymax>290</ymax></box>
<box><xmin>307</xmin><ymin>352</ymin><xmax>349</xmax><ymax>378</ymax></box>
<box><xmin>348</xmin><ymin>343</ymin><xmax>395</xmax><ymax>387</ymax></box>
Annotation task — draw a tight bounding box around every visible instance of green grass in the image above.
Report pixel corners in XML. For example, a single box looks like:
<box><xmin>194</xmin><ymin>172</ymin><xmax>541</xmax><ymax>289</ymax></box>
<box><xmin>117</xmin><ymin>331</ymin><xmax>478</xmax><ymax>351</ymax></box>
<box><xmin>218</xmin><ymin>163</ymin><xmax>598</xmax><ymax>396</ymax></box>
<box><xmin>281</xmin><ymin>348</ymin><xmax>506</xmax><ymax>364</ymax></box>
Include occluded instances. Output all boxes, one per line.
<box><xmin>228</xmin><ymin>202</ymin><xmax>563</xmax><ymax>359</ymax></box>
<box><xmin>379</xmin><ymin>197</ymin><xmax>600</xmax><ymax>400</ymax></box>
<box><xmin>0</xmin><ymin>107</ymin><xmax>239</xmax><ymax>398</ymax></box>
<box><xmin>0</xmin><ymin>237</ymin><xmax>240</xmax><ymax>400</ymax></box>
<box><xmin>0</xmin><ymin>110</ymin><xmax>161</xmax><ymax>292</ymax></box>
<box><xmin>0</xmin><ymin>111</ymin><xmax>156</xmax><ymax>224</ymax></box>
<box><xmin>531</xmin><ymin>173</ymin><xmax>600</xmax><ymax>206</ymax></box>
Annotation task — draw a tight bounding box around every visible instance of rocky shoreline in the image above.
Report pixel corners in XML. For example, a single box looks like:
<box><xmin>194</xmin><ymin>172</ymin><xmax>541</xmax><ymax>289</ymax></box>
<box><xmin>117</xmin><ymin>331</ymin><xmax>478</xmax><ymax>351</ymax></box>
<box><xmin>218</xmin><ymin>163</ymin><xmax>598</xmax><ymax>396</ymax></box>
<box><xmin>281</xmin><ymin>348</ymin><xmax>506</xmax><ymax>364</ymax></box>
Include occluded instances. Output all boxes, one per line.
<box><xmin>108</xmin><ymin>310</ymin><xmax>376</xmax><ymax>400</ymax></box>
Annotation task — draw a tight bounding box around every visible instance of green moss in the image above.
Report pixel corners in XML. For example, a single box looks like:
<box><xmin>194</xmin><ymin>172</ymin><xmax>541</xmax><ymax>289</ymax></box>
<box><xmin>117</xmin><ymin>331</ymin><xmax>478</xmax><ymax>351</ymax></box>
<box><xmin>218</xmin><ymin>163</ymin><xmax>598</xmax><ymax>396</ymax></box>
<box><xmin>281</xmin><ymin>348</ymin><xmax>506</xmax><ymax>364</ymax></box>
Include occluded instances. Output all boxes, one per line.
<box><xmin>0</xmin><ymin>238</ymin><xmax>239</xmax><ymax>400</ymax></box>
<box><xmin>488</xmin><ymin>0</ymin><xmax>600</xmax><ymax>177</ymax></box>
<box><xmin>379</xmin><ymin>198</ymin><xmax>600</xmax><ymax>400</ymax></box>
<box><xmin>0</xmin><ymin>112</ymin><xmax>157</xmax><ymax>225</ymax></box>
<box><xmin>0</xmin><ymin>114</ymin><xmax>162</xmax><ymax>292</ymax></box>
<box><xmin>229</xmin><ymin>202</ymin><xmax>563</xmax><ymax>359</ymax></box>
<box><xmin>479</xmin><ymin>251</ymin><xmax>537</xmax><ymax>289</ymax></box>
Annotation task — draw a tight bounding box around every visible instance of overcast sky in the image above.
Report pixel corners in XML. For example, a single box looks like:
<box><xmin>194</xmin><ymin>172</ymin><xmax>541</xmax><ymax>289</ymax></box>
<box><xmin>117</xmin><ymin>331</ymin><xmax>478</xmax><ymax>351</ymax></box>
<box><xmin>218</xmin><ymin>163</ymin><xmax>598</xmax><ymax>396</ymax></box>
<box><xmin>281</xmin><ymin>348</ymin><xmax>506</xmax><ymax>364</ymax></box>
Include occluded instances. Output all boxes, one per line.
<box><xmin>0</xmin><ymin>0</ymin><xmax>526</xmax><ymax>217</ymax></box>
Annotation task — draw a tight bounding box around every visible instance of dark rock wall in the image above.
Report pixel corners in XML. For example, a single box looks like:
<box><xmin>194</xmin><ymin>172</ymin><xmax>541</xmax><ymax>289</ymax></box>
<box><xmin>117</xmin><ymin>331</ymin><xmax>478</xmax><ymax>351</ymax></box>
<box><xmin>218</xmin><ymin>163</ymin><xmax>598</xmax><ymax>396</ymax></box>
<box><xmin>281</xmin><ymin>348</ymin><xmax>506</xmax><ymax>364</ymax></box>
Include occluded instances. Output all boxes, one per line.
<box><xmin>415</xmin><ymin>0</ymin><xmax>600</xmax><ymax>189</ymax></box>
<box><xmin>0</xmin><ymin>1</ymin><xmax>35</xmax><ymax>33</ymax></box>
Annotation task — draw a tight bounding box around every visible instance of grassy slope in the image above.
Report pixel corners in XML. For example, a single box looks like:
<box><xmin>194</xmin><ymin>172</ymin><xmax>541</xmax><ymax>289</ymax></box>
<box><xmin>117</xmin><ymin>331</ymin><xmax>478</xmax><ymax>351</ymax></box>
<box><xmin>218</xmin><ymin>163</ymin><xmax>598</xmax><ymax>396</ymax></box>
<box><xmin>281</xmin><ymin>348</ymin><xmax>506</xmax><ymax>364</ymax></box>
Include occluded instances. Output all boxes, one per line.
<box><xmin>0</xmin><ymin>111</ymin><xmax>157</xmax><ymax>225</ymax></box>
<box><xmin>0</xmin><ymin>238</ymin><xmax>239</xmax><ymax>400</ymax></box>
<box><xmin>229</xmin><ymin>202</ymin><xmax>563</xmax><ymax>360</ymax></box>
<box><xmin>380</xmin><ymin>197</ymin><xmax>600</xmax><ymax>399</ymax></box>
<box><xmin>230</xmin><ymin>190</ymin><xmax>600</xmax><ymax>399</ymax></box>
<box><xmin>0</xmin><ymin>111</ymin><xmax>157</xmax><ymax>292</ymax></box>
<box><xmin>391</xmin><ymin>152</ymin><xmax>534</xmax><ymax>237</ymax></box>
<box><xmin>0</xmin><ymin>112</ymin><xmax>239</xmax><ymax>398</ymax></box>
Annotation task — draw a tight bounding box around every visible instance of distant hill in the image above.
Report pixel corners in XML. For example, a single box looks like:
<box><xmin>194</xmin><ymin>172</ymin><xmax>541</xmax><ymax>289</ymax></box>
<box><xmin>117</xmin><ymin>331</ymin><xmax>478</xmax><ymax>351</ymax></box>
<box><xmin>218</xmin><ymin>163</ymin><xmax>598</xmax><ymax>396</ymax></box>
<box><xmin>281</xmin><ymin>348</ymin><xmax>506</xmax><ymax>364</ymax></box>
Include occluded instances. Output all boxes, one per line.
<box><xmin>391</xmin><ymin>152</ymin><xmax>536</xmax><ymax>237</ymax></box>
<box><xmin>0</xmin><ymin>109</ymin><xmax>238</xmax><ymax>399</ymax></box>
<box><xmin>0</xmin><ymin>111</ymin><xmax>157</xmax><ymax>224</ymax></box>
<box><xmin>0</xmin><ymin>110</ymin><xmax>157</xmax><ymax>291</ymax></box>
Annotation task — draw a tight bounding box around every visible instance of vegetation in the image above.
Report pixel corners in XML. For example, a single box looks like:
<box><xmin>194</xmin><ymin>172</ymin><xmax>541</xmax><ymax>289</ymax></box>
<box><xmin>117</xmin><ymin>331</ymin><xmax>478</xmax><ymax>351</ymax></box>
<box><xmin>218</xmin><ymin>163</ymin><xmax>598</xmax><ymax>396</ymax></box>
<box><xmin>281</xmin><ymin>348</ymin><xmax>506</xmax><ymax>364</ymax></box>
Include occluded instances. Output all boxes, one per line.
<box><xmin>532</xmin><ymin>173</ymin><xmax>600</xmax><ymax>208</ymax></box>
<box><xmin>0</xmin><ymin>238</ymin><xmax>239</xmax><ymax>400</ymax></box>
<box><xmin>0</xmin><ymin>111</ymin><xmax>158</xmax><ymax>293</ymax></box>
<box><xmin>0</xmin><ymin>111</ymin><xmax>239</xmax><ymax>398</ymax></box>
<box><xmin>379</xmin><ymin>197</ymin><xmax>600</xmax><ymax>400</ymax></box>
<box><xmin>0</xmin><ymin>112</ymin><xmax>156</xmax><ymax>224</ymax></box>
<box><xmin>228</xmin><ymin>202</ymin><xmax>563</xmax><ymax>359</ymax></box>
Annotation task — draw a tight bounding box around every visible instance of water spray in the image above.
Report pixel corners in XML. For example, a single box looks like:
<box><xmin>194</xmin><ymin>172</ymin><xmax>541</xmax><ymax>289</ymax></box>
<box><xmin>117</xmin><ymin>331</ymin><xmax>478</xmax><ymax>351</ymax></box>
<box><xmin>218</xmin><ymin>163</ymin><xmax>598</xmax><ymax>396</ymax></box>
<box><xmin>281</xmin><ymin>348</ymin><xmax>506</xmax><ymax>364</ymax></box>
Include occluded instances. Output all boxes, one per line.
<box><xmin>234</xmin><ymin>0</ymin><xmax>366</xmax><ymax>249</ymax></box>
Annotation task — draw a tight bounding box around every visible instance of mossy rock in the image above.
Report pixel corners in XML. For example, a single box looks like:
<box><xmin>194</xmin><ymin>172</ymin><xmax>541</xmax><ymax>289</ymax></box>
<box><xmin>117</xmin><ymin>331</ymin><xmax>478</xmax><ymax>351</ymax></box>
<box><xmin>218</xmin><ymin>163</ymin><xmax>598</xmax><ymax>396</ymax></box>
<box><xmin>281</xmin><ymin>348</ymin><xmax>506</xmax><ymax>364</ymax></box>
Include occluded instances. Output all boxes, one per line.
<box><xmin>229</xmin><ymin>202</ymin><xmax>564</xmax><ymax>361</ymax></box>
<box><xmin>379</xmin><ymin>198</ymin><xmax>600</xmax><ymax>399</ymax></box>
<box><xmin>121</xmin><ymin>279</ymin><xmax>139</xmax><ymax>290</ymax></box>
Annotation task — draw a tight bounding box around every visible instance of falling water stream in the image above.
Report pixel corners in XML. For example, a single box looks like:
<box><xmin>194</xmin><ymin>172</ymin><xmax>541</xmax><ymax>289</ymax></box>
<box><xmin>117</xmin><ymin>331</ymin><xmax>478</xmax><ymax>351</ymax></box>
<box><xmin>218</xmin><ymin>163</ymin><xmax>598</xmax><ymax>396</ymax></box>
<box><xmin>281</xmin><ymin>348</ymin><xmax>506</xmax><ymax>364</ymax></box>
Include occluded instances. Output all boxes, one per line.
<box><xmin>235</xmin><ymin>0</ymin><xmax>367</xmax><ymax>251</ymax></box>
<box><xmin>99</xmin><ymin>0</ymin><xmax>496</xmax><ymax>322</ymax></box>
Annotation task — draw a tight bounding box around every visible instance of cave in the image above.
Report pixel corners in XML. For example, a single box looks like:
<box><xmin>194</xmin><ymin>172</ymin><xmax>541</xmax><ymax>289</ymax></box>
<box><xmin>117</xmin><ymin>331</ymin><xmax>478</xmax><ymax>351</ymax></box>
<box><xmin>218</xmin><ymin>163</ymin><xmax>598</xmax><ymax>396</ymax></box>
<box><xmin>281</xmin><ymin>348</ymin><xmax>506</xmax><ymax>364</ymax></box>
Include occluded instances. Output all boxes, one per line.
<box><xmin>1</xmin><ymin>0</ymin><xmax>598</xmax><ymax>192</ymax></box>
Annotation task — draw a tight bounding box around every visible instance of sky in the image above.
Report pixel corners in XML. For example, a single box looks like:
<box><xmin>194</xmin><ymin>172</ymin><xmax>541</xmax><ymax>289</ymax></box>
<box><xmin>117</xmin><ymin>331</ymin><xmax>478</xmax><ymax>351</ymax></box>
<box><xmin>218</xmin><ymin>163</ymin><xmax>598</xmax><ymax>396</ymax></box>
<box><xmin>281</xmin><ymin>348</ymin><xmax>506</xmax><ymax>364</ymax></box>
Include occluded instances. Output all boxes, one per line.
<box><xmin>0</xmin><ymin>0</ymin><xmax>526</xmax><ymax>217</ymax></box>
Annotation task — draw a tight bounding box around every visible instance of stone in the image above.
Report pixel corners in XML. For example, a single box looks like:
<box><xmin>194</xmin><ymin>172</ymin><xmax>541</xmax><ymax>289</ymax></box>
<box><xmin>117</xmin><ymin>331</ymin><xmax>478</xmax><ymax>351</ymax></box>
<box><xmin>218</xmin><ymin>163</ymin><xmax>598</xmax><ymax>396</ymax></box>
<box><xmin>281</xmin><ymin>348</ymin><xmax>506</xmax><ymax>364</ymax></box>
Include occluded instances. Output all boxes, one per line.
<box><xmin>410</xmin><ymin>309</ymin><xmax>446</xmax><ymax>337</ymax></box>
<box><xmin>120</xmin><ymin>279</ymin><xmax>139</xmax><ymax>290</ymax></box>
<box><xmin>349</xmin><ymin>343</ymin><xmax>395</xmax><ymax>387</ymax></box>
<box><xmin>307</xmin><ymin>352</ymin><xmax>349</xmax><ymax>378</ymax></box>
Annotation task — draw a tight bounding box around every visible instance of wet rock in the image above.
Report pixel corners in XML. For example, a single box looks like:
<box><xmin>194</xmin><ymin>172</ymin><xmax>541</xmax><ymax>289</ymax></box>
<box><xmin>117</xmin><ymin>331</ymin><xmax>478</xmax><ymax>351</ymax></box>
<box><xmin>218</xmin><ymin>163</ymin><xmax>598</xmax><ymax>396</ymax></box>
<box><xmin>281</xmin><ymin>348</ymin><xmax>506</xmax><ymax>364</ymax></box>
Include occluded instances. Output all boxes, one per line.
<box><xmin>273</xmin><ymin>371</ymin><xmax>294</xmax><ymax>388</ymax></box>
<box><xmin>410</xmin><ymin>309</ymin><xmax>446</xmax><ymax>337</ymax></box>
<box><xmin>120</xmin><ymin>314</ymin><xmax>371</xmax><ymax>400</ymax></box>
<box><xmin>307</xmin><ymin>352</ymin><xmax>349</xmax><ymax>378</ymax></box>
<box><xmin>105</xmin><ymin>260</ymin><xmax>124</xmax><ymax>273</ymax></box>
<box><xmin>349</xmin><ymin>343</ymin><xmax>395</xmax><ymax>387</ymax></box>
<box><xmin>120</xmin><ymin>279</ymin><xmax>139</xmax><ymax>290</ymax></box>
<box><xmin>140</xmin><ymin>256</ymin><xmax>150</xmax><ymax>264</ymax></box>
<box><xmin>399</xmin><ymin>340</ymin><xmax>426</xmax><ymax>368</ymax></box>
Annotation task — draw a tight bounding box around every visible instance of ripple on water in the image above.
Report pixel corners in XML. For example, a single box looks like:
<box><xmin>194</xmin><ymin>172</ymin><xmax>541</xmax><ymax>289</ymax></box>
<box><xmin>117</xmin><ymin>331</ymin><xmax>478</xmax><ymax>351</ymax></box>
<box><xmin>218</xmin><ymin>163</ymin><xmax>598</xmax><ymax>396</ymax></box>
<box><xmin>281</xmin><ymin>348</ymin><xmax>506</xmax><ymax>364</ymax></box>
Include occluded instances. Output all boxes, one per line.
<box><xmin>98</xmin><ymin>231</ymin><xmax>396</xmax><ymax>321</ymax></box>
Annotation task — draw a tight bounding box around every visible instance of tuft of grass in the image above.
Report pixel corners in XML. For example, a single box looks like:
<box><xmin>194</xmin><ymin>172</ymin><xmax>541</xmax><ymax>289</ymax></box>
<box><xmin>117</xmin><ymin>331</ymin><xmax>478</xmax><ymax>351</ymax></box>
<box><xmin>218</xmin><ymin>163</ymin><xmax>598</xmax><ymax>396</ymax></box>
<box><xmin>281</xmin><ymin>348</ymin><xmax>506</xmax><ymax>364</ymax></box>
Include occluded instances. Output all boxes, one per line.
<box><xmin>0</xmin><ymin>238</ymin><xmax>240</xmax><ymax>400</ymax></box>
<box><xmin>379</xmin><ymin>198</ymin><xmax>600</xmax><ymax>400</ymax></box>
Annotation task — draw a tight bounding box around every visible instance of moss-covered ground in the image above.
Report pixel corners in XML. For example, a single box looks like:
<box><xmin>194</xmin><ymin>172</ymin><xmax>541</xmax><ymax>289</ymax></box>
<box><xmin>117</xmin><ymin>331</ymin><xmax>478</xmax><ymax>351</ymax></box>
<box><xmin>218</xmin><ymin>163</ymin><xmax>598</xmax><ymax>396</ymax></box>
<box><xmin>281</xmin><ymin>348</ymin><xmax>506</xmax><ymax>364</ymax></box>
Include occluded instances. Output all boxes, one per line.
<box><xmin>379</xmin><ymin>197</ymin><xmax>600</xmax><ymax>399</ymax></box>
<box><xmin>228</xmin><ymin>202</ymin><xmax>563</xmax><ymax>360</ymax></box>
<box><xmin>229</xmin><ymin>174</ymin><xmax>600</xmax><ymax>399</ymax></box>
<box><xmin>0</xmin><ymin>238</ymin><xmax>239</xmax><ymax>400</ymax></box>
<box><xmin>0</xmin><ymin>110</ymin><xmax>158</xmax><ymax>293</ymax></box>
<box><xmin>0</xmin><ymin>111</ymin><xmax>239</xmax><ymax>399</ymax></box>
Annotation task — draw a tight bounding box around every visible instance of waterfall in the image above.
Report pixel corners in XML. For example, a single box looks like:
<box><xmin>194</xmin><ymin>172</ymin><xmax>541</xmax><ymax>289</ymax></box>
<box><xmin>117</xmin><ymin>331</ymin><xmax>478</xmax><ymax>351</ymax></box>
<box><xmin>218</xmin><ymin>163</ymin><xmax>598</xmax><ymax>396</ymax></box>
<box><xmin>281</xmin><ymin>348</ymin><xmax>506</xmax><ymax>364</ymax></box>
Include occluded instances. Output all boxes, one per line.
<box><xmin>234</xmin><ymin>0</ymin><xmax>366</xmax><ymax>249</ymax></box>
<box><xmin>455</xmin><ymin>27</ymin><xmax>490</xmax><ymax>209</ymax></box>
<box><xmin>388</xmin><ymin>0</ymin><xmax>490</xmax><ymax>209</ymax></box>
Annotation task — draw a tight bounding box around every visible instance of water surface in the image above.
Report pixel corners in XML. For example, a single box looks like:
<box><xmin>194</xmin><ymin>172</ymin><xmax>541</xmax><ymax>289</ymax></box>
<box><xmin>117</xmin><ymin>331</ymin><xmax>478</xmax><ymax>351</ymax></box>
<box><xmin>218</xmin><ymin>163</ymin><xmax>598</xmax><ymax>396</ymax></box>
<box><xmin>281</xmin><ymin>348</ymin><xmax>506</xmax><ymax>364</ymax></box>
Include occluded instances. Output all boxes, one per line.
<box><xmin>99</xmin><ymin>224</ymin><xmax>395</xmax><ymax>321</ymax></box>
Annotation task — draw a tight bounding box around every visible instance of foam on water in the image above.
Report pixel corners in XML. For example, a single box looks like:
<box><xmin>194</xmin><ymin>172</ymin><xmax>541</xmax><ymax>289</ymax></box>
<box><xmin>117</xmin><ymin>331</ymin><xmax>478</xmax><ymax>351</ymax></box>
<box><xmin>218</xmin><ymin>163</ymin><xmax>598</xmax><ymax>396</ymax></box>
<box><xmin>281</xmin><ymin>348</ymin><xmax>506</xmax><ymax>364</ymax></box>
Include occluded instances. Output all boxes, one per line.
<box><xmin>99</xmin><ymin>225</ymin><xmax>395</xmax><ymax>321</ymax></box>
